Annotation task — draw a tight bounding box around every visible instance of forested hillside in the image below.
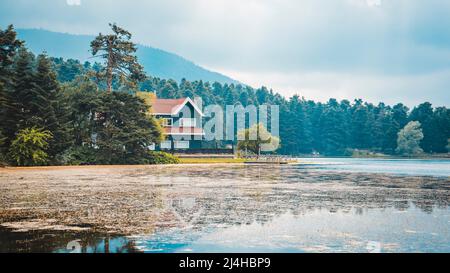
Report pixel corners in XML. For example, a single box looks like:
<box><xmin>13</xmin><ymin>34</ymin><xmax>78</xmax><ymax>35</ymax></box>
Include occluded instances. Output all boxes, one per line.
<box><xmin>16</xmin><ymin>29</ymin><xmax>239</xmax><ymax>85</ymax></box>
<box><xmin>2</xmin><ymin>24</ymin><xmax>449</xmax><ymax>168</ymax></box>
<box><xmin>52</xmin><ymin>55</ymin><xmax>450</xmax><ymax>156</ymax></box>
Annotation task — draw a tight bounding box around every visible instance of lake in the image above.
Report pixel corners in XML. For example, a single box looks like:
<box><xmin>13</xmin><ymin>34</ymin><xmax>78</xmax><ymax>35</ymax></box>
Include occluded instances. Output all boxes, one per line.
<box><xmin>0</xmin><ymin>158</ymin><xmax>449</xmax><ymax>253</ymax></box>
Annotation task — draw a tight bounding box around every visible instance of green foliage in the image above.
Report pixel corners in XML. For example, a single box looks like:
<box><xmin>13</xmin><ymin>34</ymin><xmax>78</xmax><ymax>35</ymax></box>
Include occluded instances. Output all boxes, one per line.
<box><xmin>0</xmin><ymin>130</ymin><xmax>6</xmax><ymax>166</ymax></box>
<box><xmin>57</xmin><ymin>146</ymin><xmax>98</xmax><ymax>166</ymax></box>
<box><xmin>92</xmin><ymin>92</ymin><xmax>163</xmax><ymax>164</ymax></box>
<box><xmin>396</xmin><ymin>121</ymin><xmax>424</xmax><ymax>156</ymax></box>
<box><xmin>64</xmin><ymin>88</ymin><xmax>163</xmax><ymax>165</ymax></box>
<box><xmin>9</xmin><ymin>127</ymin><xmax>53</xmax><ymax>166</ymax></box>
<box><xmin>144</xmin><ymin>151</ymin><xmax>180</xmax><ymax>165</ymax></box>
<box><xmin>0</xmin><ymin>25</ymin><xmax>24</xmax><ymax>70</ymax></box>
<box><xmin>2</xmin><ymin>24</ymin><xmax>450</xmax><ymax>162</ymax></box>
<box><xmin>237</xmin><ymin>123</ymin><xmax>280</xmax><ymax>156</ymax></box>
<box><xmin>90</xmin><ymin>23</ymin><xmax>146</xmax><ymax>92</ymax></box>
<box><xmin>447</xmin><ymin>139</ymin><xmax>450</xmax><ymax>153</ymax></box>
<box><xmin>34</xmin><ymin>53</ymin><xmax>72</xmax><ymax>159</ymax></box>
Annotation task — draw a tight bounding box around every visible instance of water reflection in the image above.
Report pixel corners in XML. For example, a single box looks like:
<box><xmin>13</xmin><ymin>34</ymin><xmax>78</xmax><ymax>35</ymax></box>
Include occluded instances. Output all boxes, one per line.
<box><xmin>0</xmin><ymin>162</ymin><xmax>449</xmax><ymax>253</ymax></box>
<box><xmin>0</xmin><ymin>227</ymin><xmax>137</xmax><ymax>253</ymax></box>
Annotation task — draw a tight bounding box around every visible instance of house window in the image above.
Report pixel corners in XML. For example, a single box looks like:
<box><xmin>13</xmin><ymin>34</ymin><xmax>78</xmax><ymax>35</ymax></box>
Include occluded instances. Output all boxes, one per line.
<box><xmin>162</xmin><ymin>118</ymin><xmax>173</xmax><ymax>127</ymax></box>
<box><xmin>160</xmin><ymin>141</ymin><xmax>172</xmax><ymax>149</ymax></box>
<box><xmin>179</xmin><ymin>118</ymin><xmax>196</xmax><ymax>127</ymax></box>
<box><xmin>148</xmin><ymin>143</ymin><xmax>156</xmax><ymax>151</ymax></box>
<box><xmin>174</xmin><ymin>141</ymin><xmax>190</xmax><ymax>149</ymax></box>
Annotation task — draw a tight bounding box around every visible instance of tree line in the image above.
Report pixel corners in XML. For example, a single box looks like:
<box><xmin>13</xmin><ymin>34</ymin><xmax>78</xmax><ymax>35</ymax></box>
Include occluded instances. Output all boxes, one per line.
<box><xmin>53</xmin><ymin>56</ymin><xmax>450</xmax><ymax>156</ymax></box>
<box><xmin>1</xmin><ymin>24</ymin><xmax>449</xmax><ymax>167</ymax></box>
<box><xmin>0</xmin><ymin>25</ymin><xmax>174</xmax><ymax>166</ymax></box>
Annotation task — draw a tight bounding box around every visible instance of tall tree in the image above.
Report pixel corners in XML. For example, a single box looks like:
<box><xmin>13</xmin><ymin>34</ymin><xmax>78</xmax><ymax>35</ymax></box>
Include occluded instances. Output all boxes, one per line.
<box><xmin>35</xmin><ymin>53</ymin><xmax>71</xmax><ymax>157</ymax></box>
<box><xmin>0</xmin><ymin>25</ymin><xmax>23</xmax><ymax>72</ymax></box>
<box><xmin>0</xmin><ymin>25</ymin><xmax>23</xmax><ymax>149</ymax></box>
<box><xmin>5</xmin><ymin>48</ymin><xmax>36</xmax><ymax>140</ymax></box>
<box><xmin>90</xmin><ymin>23</ymin><xmax>146</xmax><ymax>92</ymax></box>
<box><xmin>93</xmin><ymin>92</ymin><xmax>163</xmax><ymax>164</ymax></box>
<box><xmin>409</xmin><ymin>102</ymin><xmax>434</xmax><ymax>152</ymax></box>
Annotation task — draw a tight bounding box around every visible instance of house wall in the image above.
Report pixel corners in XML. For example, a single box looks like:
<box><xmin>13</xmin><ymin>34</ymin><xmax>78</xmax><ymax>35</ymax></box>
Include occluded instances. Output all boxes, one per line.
<box><xmin>153</xmin><ymin>102</ymin><xmax>203</xmax><ymax>151</ymax></box>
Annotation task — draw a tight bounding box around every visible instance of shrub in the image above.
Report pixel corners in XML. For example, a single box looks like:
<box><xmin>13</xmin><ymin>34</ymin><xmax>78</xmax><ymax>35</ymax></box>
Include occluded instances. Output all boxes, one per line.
<box><xmin>9</xmin><ymin>127</ymin><xmax>53</xmax><ymax>166</ymax></box>
<box><xmin>144</xmin><ymin>151</ymin><xmax>180</xmax><ymax>165</ymax></box>
<box><xmin>57</xmin><ymin>146</ymin><xmax>98</xmax><ymax>165</ymax></box>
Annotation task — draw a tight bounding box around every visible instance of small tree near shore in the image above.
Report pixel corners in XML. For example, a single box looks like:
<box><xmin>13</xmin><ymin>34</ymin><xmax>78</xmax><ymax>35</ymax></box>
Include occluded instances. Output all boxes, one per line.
<box><xmin>237</xmin><ymin>123</ymin><xmax>280</xmax><ymax>157</ymax></box>
<box><xmin>396</xmin><ymin>121</ymin><xmax>424</xmax><ymax>156</ymax></box>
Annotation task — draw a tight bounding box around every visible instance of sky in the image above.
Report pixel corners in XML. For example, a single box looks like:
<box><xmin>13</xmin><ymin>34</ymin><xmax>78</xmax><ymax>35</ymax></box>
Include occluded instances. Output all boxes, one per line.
<box><xmin>1</xmin><ymin>0</ymin><xmax>449</xmax><ymax>107</ymax></box>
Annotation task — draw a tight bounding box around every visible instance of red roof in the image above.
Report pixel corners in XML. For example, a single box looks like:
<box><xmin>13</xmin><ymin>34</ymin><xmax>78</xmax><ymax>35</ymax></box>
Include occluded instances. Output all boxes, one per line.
<box><xmin>163</xmin><ymin>127</ymin><xmax>204</xmax><ymax>136</ymax></box>
<box><xmin>151</xmin><ymin>98</ymin><xmax>186</xmax><ymax>115</ymax></box>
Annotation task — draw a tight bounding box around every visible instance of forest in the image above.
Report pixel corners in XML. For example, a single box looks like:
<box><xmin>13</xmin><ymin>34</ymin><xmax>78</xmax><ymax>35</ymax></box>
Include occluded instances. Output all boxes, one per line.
<box><xmin>1</xmin><ymin>24</ymin><xmax>450</xmax><ymax>166</ymax></box>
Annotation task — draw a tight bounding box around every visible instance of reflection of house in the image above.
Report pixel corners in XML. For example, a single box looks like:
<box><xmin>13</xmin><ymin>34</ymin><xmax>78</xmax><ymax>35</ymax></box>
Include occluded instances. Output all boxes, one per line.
<box><xmin>149</xmin><ymin>97</ymin><xmax>205</xmax><ymax>151</ymax></box>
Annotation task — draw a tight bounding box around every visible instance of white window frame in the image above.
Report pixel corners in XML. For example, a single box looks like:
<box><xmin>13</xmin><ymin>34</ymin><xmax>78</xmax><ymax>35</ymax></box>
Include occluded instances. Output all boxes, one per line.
<box><xmin>160</xmin><ymin>141</ymin><xmax>172</xmax><ymax>150</ymax></box>
<box><xmin>179</xmin><ymin>118</ymin><xmax>196</xmax><ymax>128</ymax></box>
<box><xmin>174</xmin><ymin>141</ymin><xmax>190</xmax><ymax>149</ymax></box>
<box><xmin>148</xmin><ymin>143</ymin><xmax>156</xmax><ymax>151</ymax></box>
<box><xmin>162</xmin><ymin>118</ymin><xmax>173</xmax><ymax>127</ymax></box>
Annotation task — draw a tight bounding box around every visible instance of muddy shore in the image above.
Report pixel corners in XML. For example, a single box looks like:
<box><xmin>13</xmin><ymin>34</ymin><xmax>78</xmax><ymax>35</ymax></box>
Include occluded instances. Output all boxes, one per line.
<box><xmin>1</xmin><ymin>164</ymin><xmax>448</xmax><ymax>237</ymax></box>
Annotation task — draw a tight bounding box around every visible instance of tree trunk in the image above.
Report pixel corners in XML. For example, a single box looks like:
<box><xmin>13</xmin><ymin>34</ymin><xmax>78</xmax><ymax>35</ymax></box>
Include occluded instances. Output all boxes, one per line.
<box><xmin>104</xmin><ymin>237</ymin><xmax>110</xmax><ymax>253</ymax></box>
<box><xmin>106</xmin><ymin>40</ymin><xmax>113</xmax><ymax>93</ymax></box>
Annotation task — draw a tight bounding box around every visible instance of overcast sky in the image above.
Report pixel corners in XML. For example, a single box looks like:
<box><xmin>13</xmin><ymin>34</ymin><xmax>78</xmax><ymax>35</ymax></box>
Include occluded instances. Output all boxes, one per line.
<box><xmin>1</xmin><ymin>0</ymin><xmax>449</xmax><ymax>106</ymax></box>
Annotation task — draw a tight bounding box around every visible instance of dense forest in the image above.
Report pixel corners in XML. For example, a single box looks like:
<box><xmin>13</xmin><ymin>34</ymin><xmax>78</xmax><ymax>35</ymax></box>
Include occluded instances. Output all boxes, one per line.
<box><xmin>50</xmin><ymin>52</ymin><xmax>450</xmax><ymax>156</ymax></box>
<box><xmin>1</xmin><ymin>24</ymin><xmax>450</xmax><ymax>166</ymax></box>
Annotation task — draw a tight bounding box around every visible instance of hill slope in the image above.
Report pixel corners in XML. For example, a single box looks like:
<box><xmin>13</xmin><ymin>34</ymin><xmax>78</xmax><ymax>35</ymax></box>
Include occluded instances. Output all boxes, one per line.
<box><xmin>17</xmin><ymin>29</ymin><xmax>238</xmax><ymax>84</ymax></box>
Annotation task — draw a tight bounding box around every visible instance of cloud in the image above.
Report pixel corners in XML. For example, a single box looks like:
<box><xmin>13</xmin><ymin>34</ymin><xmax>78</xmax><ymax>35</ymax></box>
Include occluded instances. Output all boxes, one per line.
<box><xmin>1</xmin><ymin>0</ymin><xmax>450</xmax><ymax>105</ymax></box>
<box><xmin>366</xmin><ymin>0</ymin><xmax>381</xmax><ymax>7</ymax></box>
<box><xmin>66</xmin><ymin>0</ymin><xmax>81</xmax><ymax>6</ymax></box>
<box><xmin>218</xmin><ymin>68</ymin><xmax>450</xmax><ymax>107</ymax></box>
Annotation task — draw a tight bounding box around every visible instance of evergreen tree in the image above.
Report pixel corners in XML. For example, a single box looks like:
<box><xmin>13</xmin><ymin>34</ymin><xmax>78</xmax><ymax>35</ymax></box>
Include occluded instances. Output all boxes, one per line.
<box><xmin>5</xmin><ymin>48</ymin><xmax>36</xmax><ymax>140</ymax></box>
<box><xmin>351</xmin><ymin>99</ymin><xmax>372</xmax><ymax>149</ymax></box>
<box><xmin>90</xmin><ymin>23</ymin><xmax>146</xmax><ymax>92</ymax></box>
<box><xmin>409</xmin><ymin>102</ymin><xmax>434</xmax><ymax>152</ymax></box>
<box><xmin>319</xmin><ymin>99</ymin><xmax>349</xmax><ymax>155</ymax></box>
<box><xmin>35</xmin><ymin>54</ymin><xmax>71</xmax><ymax>158</ymax></box>
<box><xmin>0</xmin><ymin>25</ymin><xmax>23</xmax><ymax>149</ymax></box>
<box><xmin>93</xmin><ymin>92</ymin><xmax>163</xmax><ymax>164</ymax></box>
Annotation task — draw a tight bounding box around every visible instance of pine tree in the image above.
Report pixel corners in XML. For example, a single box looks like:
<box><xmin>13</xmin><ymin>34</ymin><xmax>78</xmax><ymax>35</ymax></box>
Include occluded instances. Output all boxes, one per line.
<box><xmin>5</xmin><ymin>48</ymin><xmax>36</xmax><ymax>140</ymax></box>
<box><xmin>90</xmin><ymin>23</ymin><xmax>146</xmax><ymax>92</ymax></box>
<box><xmin>93</xmin><ymin>92</ymin><xmax>163</xmax><ymax>164</ymax></box>
<box><xmin>34</xmin><ymin>53</ymin><xmax>71</xmax><ymax>158</ymax></box>
<box><xmin>409</xmin><ymin>102</ymin><xmax>434</xmax><ymax>152</ymax></box>
<box><xmin>0</xmin><ymin>25</ymin><xmax>23</xmax><ymax>149</ymax></box>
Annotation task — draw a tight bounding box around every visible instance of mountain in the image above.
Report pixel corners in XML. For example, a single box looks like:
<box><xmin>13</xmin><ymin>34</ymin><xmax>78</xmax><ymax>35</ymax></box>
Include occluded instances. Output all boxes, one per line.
<box><xmin>16</xmin><ymin>29</ymin><xmax>239</xmax><ymax>85</ymax></box>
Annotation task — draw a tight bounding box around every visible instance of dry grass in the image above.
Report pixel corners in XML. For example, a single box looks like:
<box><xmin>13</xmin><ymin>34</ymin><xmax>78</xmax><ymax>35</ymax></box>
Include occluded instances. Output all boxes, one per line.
<box><xmin>179</xmin><ymin>158</ymin><xmax>246</xmax><ymax>164</ymax></box>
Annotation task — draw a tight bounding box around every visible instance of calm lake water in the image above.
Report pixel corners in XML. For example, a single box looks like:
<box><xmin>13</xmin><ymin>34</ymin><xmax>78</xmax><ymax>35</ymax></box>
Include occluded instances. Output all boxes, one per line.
<box><xmin>303</xmin><ymin>158</ymin><xmax>450</xmax><ymax>177</ymax></box>
<box><xmin>0</xmin><ymin>158</ymin><xmax>449</xmax><ymax>253</ymax></box>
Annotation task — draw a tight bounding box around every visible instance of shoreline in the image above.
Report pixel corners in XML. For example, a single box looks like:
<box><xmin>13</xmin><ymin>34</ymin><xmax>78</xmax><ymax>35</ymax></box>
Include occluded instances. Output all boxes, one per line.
<box><xmin>1</xmin><ymin>156</ymin><xmax>449</xmax><ymax>171</ymax></box>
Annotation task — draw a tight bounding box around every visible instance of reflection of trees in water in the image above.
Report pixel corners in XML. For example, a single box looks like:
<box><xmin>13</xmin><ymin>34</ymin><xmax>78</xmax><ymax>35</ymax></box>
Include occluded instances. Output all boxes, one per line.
<box><xmin>0</xmin><ymin>227</ymin><xmax>137</xmax><ymax>253</ymax></box>
<box><xmin>155</xmin><ymin>166</ymin><xmax>449</xmax><ymax>229</ymax></box>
